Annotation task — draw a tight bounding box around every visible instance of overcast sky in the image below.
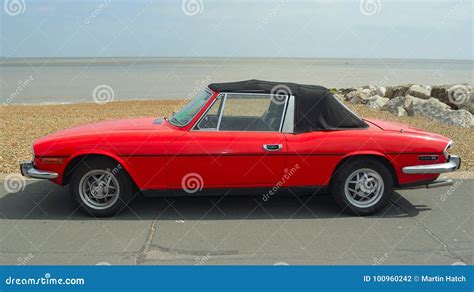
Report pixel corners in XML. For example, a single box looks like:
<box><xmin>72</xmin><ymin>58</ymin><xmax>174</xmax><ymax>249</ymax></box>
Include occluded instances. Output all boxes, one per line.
<box><xmin>1</xmin><ymin>0</ymin><xmax>472</xmax><ymax>59</ymax></box>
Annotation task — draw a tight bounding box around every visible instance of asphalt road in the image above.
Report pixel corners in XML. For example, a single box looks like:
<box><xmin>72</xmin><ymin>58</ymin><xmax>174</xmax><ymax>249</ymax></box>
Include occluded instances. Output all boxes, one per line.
<box><xmin>0</xmin><ymin>177</ymin><xmax>472</xmax><ymax>265</ymax></box>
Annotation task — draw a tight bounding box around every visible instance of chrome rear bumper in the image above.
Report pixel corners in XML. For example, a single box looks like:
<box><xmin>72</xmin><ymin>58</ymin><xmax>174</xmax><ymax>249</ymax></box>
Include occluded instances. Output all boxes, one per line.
<box><xmin>20</xmin><ymin>161</ymin><xmax>58</xmax><ymax>179</ymax></box>
<box><xmin>402</xmin><ymin>155</ymin><xmax>461</xmax><ymax>174</ymax></box>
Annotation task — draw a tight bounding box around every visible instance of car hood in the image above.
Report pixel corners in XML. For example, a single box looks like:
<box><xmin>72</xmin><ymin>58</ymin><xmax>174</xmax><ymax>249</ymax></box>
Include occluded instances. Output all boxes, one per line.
<box><xmin>364</xmin><ymin>118</ymin><xmax>447</xmax><ymax>139</ymax></box>
<box><xmin>41</xmin><ymin>117</ymin><xmax>170</xmax><ymax>140</ymax></box>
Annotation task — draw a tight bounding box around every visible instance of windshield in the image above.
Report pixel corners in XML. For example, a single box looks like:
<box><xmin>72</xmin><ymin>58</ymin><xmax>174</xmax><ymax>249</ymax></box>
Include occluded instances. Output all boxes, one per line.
<box><xmin>169</xmin><ymin>89</ymin><xmax>213</xmax><ymax>127</ymax></box>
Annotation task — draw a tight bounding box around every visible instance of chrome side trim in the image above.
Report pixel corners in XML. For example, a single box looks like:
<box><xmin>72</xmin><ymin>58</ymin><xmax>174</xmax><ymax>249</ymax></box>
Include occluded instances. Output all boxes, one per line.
<box><xmin>216</xmin><ymin>93</ymin><xmax>227</xmax><ymax>130</ymax></box>
<box><xmin>281</xmin><ymin>95</ymin><xmax>294</xmax><ymax>133</ymax></box>
<box><xmin>402</xmin><ymin>155</ymin><xmax>460</xmax><ymax>174</ymax></box>
<box><xmin>20</xmin><ymin>161</ymin><xmax>58</xmax><ymax>179</ymax></box>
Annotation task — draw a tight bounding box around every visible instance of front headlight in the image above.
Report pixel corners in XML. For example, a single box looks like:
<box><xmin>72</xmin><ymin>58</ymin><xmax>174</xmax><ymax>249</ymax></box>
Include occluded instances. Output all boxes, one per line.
<box><xmin>443</xmin><ymin>140</ymin><xmax>453</xmax><ymax>159</ymax></box>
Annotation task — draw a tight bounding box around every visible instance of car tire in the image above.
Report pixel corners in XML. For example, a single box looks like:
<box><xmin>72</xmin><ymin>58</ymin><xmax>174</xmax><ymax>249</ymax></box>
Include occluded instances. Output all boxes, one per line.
<box><xmin>330</xmin><ymin>158</ymin><xmax>393</xmax><ymax>215</ymax></box>
<box><xmin>69</xmin><ymin>158</ymin><xmax>135</xmax><ymax>217</ymax></box>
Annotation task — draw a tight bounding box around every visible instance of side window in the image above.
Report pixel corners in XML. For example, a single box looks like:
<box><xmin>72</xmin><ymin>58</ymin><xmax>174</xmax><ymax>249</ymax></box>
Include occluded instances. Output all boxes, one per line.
<box><xmin>219</xmin><ymin>94</ymin><xmax>286</xmax><ymax>131</ymax></box>
<box><xmin>195</xmin><ymin>93</ymin><xmax>288</xmax><ymax>132</ymax></box>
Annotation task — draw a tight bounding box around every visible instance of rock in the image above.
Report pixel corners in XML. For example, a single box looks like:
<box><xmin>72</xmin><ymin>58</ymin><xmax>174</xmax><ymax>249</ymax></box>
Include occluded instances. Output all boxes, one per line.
<box><xmin>406</xmin><ymin>97</ymin><xmax>449</xmax><ymax>115</ymax></box>
<box><xmin>333</xmin><ymin>93</ymin><xmax>344</xmax><ymax>101</ymax></box>
<box><xmin>406</xmin><ymin>84</ymin><xmax>431</xmax><ymax>99</ymax></box>
<box><xmin>338</xmin><ymin>88</ymin><xmax>357</xmax><ymax>96</ymax></box>
<box><xmin>381</xmin><ymin>95</ymin><xmax>416</xmax><ymax>116</ymax></box>
<box><xmin>407</xmin><ymin>97</ymin><xmax>473</xmax><ymax>128</ymax></box>
<box><xmin>430</xmin><ymin>85</ymin><xmax>451</xmax><ymax>104</ymax></box>
<box><xmin>459</xmin><ymin>90</ymin><xmax>474</xmax><ymax>113</ymax></box>
<box><xmin>393</xmin><ymin>107</ymin><xmax>409</xmax><ymax>117</ymax></box>
<box><xmin>446</xmin><ymin>85</ymin><xmax>473</xmax><ymax>113</ymax></box>
<box><xmin>345</xmin><ymin>89</ymin><xmax>371</xmax><ymax>104</ymax></box>
<box><xmin>431</xmin><ymin>84</ymin><xmax>473</xmax><ymax>113</ymax></box>
<box><xmin>366</xmin><ymin>95</ymin><xmax>389</xmax><ymax>109</ymax></box>
<box><xmin>385</xmin><ymin>85</ymin><xmax>411</xmax><ymax>99</ymax></box>
<box><xmin>362</xmin><ymin>85</ymin><xmax>386</xmax><ymax>97</ymax></box>
<box><xmin>382</xmin><ymin>95</ymin><xmax>415</xmax><ymax>115</ymax></box>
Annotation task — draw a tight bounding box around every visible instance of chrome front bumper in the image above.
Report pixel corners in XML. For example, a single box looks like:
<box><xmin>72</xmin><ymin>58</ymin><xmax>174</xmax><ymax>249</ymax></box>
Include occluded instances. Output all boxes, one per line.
<box><xmin>20</xmin><ymin>161</ymin><xmax>58</xmax><ymax>179</ymax></box>
<box><xmin>402</xmin><ymin>155</ymin><xmax>461</xmax><ymax>174</ymax></box>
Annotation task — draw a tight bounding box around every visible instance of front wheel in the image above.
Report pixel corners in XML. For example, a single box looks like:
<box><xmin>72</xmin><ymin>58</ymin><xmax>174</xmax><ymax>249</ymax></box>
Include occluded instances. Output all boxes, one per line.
<box><xmin>69</xmin><ymin>158</ymin><xmax>135</xmax><ymax>217</ymax></box>
<box><xmin>330</xmin><ymin>158</ymin><xmax>393</xmax><ymax>215</ymax></box>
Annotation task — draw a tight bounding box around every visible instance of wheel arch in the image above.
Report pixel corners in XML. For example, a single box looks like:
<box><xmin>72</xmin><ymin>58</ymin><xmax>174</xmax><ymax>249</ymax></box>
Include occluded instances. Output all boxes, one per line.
<box><xmin>62</xmin><ymin>152</ymin><xmax>136</xmax><ymax>187</ymax></box>
<box><xmin>331</xmin><ymin>153</ymin><xmax>399</xmax><ymax>187</ymax></box>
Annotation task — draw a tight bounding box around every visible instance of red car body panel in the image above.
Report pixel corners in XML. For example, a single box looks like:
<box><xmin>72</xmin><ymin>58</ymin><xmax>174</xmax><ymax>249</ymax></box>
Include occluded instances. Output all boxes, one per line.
<box><xmin>32</xmin><ymin>90</ymin><xmax>451</xmax><ymax>190</ymax></box>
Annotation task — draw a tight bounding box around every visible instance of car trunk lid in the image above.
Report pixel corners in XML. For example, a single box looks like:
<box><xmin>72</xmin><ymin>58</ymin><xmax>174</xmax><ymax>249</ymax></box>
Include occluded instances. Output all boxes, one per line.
<box><xmin>363</xmin><ymin>118</ymin><xmax>446</xmax><ymax>138</ymax></box>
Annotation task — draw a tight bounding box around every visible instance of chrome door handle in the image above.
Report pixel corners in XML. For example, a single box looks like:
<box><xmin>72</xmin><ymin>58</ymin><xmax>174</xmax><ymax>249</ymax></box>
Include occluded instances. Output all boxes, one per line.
<box><xmin>263</xmin><ymin>144</ymin><xmax>283</xmax><ymax>151</ymax></box>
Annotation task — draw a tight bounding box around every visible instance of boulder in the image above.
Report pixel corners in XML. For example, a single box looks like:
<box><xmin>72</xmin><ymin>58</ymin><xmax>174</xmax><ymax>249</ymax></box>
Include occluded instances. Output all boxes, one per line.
<box><xmin>381</xmin><ymin>95</ymin><xmax>416</xmax><ymax>116</ymax></box>
<box><xmin>406</xmin><ymin>84</ymin><xmax>431</xmax><ymax>99</ymax></box>
<box><xmin>407</xmin><ymin>97</ymin><xmax>473</xmax><ymax>128</ymax></box>
<box><xmin>446</xmin><ymin>85</ymin><xmax>473</xmax><ymax>113</ymax></box>
<box><xmin>366</xmin><ymin>95</ymin><xmax>389</xmax><ymax>109</ymax></box>
<box><xmin>345</xmin><ymin>89</ymin><xmax>372</xmax><ymax>104</ymax></box>
<box><xmin>430</xmin><ymin>85</ymin><xmax>451</xmax><ymax>105</ymax></box>
<box><xmin>385</xmin><ymin>85</ymin><xmax>411</xmax><ymax>99</ymax></box>
<box><xmin>362</xmin><ymin>85</ymin><xmax>386</xmax><ymax>97</ymax></box>
<box><xmin>459</xmin><ymin>90</ymin><xmax>474</xmax><ymax>113</ymax></box>
<box><xmin>338</xmin><ymin>88</ymin><xmax>357</xmax><ymax>96</ymax></box>
<box><xmin>431</xmin><ymin>84</ymin><xmax>473</xmax><ymax>113</ymax></box>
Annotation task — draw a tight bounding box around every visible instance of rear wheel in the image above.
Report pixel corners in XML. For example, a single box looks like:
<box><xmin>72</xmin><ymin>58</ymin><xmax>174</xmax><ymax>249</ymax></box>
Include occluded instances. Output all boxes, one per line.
<box><xmin>330</xmin><ymin>158</ymin><xmax>393</xmax><ymax>215</ymax></box>
<box><xmin>70</xmin><ymin>158</ymin><xmax>135</xmax><ymax>217</ymax></box>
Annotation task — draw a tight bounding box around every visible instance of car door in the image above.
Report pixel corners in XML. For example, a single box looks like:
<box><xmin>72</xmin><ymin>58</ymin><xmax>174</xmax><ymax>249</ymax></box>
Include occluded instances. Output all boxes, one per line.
<box><xmin>167</xmin><ymin>92</ymin><xmax>289</xmax><ymax>189</ymax></box>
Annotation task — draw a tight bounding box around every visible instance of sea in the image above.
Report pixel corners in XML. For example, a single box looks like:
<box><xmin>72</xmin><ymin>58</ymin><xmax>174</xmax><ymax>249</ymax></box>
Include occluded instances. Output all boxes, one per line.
<box><xmin>1</xmin><ymin>57</ymin><xmax>472</xmax><ymax>104</ymax></box>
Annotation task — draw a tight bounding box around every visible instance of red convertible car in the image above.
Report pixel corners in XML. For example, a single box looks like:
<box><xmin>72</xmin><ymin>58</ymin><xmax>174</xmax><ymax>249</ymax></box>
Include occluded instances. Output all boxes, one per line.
<box><xmin>21</xmin><ymin>80</ymin><xmax>460</xmax><ymax>217</ymax></box>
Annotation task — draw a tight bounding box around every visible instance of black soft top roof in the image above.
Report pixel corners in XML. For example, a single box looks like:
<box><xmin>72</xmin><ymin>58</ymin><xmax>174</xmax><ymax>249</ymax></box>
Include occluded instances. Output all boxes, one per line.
<box><xmin>208</xmin><ymin>80</ymin><xmax>368</xmax><ymax>133</ymax></box>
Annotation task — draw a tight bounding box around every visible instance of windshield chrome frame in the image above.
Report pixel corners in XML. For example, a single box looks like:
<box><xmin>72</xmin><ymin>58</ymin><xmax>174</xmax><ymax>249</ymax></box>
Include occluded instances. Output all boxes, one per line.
<box><xmin>168</xmin><ymin>88</ymin><xmax>214</xmax><ymax>127</ymax></box>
